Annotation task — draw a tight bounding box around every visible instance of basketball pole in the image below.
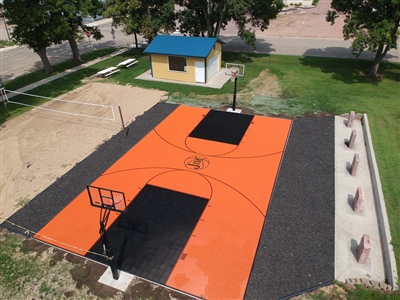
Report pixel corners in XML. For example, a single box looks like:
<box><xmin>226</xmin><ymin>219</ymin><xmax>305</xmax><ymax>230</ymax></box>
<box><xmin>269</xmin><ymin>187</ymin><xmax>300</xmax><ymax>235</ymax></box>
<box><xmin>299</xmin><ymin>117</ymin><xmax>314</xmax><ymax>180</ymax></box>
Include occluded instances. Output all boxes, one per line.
<box><xmin>99</xmin><ymin>208</ymin><xmax>119</xmax><ymax>280</ymax></box>
<box><xmin>232</xmin><ymin>75</ymin><xmax>238</xmax><ymax>111</ymax></box>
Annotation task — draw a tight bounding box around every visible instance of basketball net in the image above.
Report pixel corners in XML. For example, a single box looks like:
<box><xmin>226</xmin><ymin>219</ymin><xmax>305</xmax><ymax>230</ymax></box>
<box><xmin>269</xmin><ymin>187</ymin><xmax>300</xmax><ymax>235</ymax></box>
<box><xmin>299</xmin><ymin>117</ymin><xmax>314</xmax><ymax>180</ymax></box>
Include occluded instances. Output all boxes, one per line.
<box><xmin>230</xmin><ymin>72</ymin><xmax>237</xmax><ymax>82</ymax></box>
<box><xmin>113</xmin><ymin>194</ymin><xmax>123</xmax><ymax>210</ymax></box>
<box><xmin>230</xmin><ymin>68</ymin><xmax>238</xmax><ymax>82</ymax></box>
<box><xmin>103</xmin><ymin>193</ymin><xmax>123</xmax><ymax>210</ymax></box>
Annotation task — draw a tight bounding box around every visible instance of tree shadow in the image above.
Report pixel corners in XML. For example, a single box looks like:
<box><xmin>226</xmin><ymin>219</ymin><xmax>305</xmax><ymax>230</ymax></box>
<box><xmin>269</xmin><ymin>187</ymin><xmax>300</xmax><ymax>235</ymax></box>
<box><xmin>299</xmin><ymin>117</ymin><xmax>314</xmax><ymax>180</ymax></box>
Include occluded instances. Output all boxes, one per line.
<box><xmin>28</xmin><ymin>61</ymin><xmax>47</xmax><ymax>74</ymax></box>
<box><xmin>0</xmin><ymin>72</ymin><xmax>17</xmax><ymax>83</ymax></box>
<box><xmin>300</xmin><ymin>47</ymin><xmax>400</xmax><ymax>84</ymax></box>
<box><xmin>219</xmin><ymin>35</ymin><xmax>275</xmax><ymax>59</ymax></box>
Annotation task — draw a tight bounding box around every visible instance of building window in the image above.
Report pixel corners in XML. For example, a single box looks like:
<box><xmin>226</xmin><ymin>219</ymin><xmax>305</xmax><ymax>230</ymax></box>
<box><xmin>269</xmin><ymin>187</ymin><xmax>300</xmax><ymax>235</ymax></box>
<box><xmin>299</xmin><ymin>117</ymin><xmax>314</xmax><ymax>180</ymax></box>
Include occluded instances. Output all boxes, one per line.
<box><xmin>168</xmin><ymin>56</ymin><xmax>187</xmax><ymax>72</ymax></box>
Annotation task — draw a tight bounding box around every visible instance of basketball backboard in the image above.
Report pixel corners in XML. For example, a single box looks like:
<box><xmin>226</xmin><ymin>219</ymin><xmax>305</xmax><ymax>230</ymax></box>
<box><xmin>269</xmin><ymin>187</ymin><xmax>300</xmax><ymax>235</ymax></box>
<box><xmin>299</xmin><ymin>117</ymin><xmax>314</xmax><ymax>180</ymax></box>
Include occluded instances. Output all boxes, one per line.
<box><xmin>87</xmin><ymin>185</ymin><xmax>127</xmax><ymax>213</ymax></box>
<box><xmin>225</xmin><ymin>63</ymin><xmax>245</xmax><ymax>77</ymax></box>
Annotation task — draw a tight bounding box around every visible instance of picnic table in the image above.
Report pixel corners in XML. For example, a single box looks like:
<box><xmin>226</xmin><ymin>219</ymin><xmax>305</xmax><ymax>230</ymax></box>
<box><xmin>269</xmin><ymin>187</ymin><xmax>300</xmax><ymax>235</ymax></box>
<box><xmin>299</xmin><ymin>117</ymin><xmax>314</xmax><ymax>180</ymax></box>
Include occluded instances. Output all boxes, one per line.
<box><xmin>117</xmin><ymin>58</ymin><xmax>138</xmax><ymax>68</ymax></box>
<box><xmin>96</xmin><ymin>67</ymin><xmax>120</xmax><ymax>78</ymax></box>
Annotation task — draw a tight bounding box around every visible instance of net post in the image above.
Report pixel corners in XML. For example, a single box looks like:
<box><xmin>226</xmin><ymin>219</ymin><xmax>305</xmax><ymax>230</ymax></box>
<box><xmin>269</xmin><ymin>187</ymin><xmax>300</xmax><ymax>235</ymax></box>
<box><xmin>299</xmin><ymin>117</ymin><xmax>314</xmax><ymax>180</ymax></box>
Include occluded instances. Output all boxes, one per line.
<box><xmin>0</xmin><ymin>88</ymin><xmax>9</xmax><ymax>117</ymax></box>
<box><xmin>118</xmin><ymin>106</ymin><xmax>127</xmax><ymax>138</ymax></box>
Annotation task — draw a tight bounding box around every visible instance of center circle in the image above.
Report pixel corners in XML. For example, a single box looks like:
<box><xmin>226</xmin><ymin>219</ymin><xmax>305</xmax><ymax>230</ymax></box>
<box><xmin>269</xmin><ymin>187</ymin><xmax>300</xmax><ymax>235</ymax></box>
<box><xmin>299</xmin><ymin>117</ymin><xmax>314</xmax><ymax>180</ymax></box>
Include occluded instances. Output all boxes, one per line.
<box><xmin>184</xmin><ymin>156</ymin><xmax>210</xmax><ymax>170</ymax></box>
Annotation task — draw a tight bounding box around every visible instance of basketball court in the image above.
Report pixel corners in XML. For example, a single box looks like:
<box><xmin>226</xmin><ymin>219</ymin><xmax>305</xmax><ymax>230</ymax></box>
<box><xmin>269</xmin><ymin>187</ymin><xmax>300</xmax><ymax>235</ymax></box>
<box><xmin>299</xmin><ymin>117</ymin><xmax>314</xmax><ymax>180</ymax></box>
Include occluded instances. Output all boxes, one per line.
<box><xmin>29</xmin><ymin>105</ymin><xmax>290</xmax><ymax>299</ymax></box>
<box><xmin>3</xmin><ymin>101</ymin><xmax>335</xmax><ymax>299</ymax></box>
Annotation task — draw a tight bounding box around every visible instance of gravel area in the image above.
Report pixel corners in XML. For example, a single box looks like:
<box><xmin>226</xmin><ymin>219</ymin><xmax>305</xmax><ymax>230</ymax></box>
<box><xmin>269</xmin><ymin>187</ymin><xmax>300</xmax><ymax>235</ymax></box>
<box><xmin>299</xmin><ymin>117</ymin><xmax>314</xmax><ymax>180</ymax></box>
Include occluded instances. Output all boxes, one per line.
<box><xmin>245</xmin><ymin>116</ymin><xmax>335</xmax><ymax>299</ymax></box>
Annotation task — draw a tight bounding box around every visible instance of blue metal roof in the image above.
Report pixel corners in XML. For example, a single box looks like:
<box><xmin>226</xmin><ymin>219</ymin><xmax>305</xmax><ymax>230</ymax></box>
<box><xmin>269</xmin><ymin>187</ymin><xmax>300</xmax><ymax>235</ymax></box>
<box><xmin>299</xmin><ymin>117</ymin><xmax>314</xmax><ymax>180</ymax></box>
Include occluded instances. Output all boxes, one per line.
<box><xmin>144</xmin><ymin>35</ymin><xmax>223</xmax><ymax>58</ymax></box>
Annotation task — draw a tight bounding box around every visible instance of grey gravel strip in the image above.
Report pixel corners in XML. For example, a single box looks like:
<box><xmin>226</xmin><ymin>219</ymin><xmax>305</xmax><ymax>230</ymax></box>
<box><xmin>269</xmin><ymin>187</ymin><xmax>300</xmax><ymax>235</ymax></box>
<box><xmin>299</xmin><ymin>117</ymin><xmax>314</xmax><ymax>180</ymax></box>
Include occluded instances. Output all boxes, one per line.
<box><xmin>245</xmin><ymin>116</ymin><xmax>335</xmax><ymax>300</ymax></box>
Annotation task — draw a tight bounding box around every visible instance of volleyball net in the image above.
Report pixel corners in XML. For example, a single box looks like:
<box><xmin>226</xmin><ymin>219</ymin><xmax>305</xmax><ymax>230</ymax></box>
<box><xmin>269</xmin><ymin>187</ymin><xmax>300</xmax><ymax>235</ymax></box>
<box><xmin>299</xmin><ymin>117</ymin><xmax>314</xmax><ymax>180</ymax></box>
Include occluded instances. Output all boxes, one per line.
<box><xmin>2</xmin><ymin>89</ymin><xmax>116</xmax><ymax>121</ymax></box>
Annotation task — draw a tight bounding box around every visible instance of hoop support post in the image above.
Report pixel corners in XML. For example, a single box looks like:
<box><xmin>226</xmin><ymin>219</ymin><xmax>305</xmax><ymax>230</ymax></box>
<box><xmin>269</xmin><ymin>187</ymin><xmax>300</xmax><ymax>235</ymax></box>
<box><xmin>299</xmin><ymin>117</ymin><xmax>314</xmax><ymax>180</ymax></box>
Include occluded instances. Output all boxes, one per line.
<box><xmin>88</xmin><ymin>185</ymin><xmax>127</xmax><ymax>281</ymax></box>
<box><xmin>232</xmin><ymin>75</ymin><xmax>238</xmax><ymax>111</ymax></box>
<box><xmin>99</xmin><ymin>208</ymin><xmax>119</xmax><ymax>280</ymax></box>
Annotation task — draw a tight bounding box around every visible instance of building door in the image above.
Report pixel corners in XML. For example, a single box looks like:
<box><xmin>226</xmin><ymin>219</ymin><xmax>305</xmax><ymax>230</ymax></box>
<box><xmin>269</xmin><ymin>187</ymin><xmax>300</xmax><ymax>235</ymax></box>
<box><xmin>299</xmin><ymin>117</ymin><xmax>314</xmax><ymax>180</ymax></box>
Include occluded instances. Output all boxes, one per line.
<box><xmin>208</xmin><ymin>54</ymin><xmax>219</xmax><ymax>80</ymax></box>
<box><xmin>195</xmin><ymin>61</ymin><xmax>205</xmax><ymax>83</ymax></box>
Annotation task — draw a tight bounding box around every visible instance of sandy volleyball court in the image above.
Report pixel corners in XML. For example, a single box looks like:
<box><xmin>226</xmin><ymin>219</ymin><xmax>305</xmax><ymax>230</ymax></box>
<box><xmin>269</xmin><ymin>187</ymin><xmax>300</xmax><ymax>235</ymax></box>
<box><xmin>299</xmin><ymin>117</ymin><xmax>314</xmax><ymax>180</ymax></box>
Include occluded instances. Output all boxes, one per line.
<box><xmin>0</xmin><ymin>83</ymin><xmax>166</xmax><ymax>222</ymax></box>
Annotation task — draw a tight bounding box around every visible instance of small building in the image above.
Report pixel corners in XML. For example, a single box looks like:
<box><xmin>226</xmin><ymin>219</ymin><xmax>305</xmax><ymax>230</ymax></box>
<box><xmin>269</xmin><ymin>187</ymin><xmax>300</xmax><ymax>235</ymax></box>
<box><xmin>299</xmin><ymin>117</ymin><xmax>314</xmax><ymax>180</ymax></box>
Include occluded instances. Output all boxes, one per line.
<box><xmin>143</xmin><ymin>35</ymin><xmax>224</xmax><ymax>84</ymax></box>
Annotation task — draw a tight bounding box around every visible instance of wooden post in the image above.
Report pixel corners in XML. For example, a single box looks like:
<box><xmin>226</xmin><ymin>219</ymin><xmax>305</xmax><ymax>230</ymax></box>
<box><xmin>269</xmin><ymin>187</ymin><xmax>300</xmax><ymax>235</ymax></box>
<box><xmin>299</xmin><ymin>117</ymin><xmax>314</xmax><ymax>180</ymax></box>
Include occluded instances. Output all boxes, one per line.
<box><xmin>1</xmin><ymin>88</ymin><xmax>9</xmax><ymax>117</ymax></box>
<box><xmin>118</xmin><ymin>106</ymin><xmax>127</xmax><ymax>138</ymax></box>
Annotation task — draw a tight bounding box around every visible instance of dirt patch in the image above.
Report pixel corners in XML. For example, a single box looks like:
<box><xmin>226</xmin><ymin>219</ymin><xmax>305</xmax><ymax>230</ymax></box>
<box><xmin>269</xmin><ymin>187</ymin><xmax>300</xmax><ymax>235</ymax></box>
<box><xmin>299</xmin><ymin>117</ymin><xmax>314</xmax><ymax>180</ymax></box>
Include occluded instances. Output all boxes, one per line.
<box><xmin>1</xmin><ymin>228</ymin><xmax>194</xmax><ymax>299</ymax></box>
<box><xmin>169</xmin><ymin>69</ymin><xmax>283</xmax><ymax>111</ymax></box>
<box><xmin>0</xmin><ymin>83</ymin><xmax>166</xmax><ymax>223</ymax></box>
<box><xmin>291</xmin><ymin>284</ymin><xmax>348</xmax><ymax>299</ymax></box>
<box><xmin>239</xmin><ymin>69</ymin><xmax>283</xmax><ymax>100</ymax></box>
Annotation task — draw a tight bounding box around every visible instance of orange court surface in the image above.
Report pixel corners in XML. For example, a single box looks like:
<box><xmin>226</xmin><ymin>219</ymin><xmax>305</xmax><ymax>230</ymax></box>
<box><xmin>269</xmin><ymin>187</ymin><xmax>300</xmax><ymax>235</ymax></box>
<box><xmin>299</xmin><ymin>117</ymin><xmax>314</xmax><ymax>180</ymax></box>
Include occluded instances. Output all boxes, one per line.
<box><xmin>33</xmin><ymin>105</ymin><xmax>292</xmax><ymax>299</ymax></box>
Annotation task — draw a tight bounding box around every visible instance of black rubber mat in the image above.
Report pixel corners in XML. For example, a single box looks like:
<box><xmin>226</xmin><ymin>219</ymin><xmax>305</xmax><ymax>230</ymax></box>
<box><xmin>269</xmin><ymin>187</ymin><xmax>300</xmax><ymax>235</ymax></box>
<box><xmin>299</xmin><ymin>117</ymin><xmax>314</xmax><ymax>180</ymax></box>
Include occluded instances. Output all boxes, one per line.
<box><xmin>189</xmin><ymin>109</ymin><xmax>254</xmax><ymax>145</ymax></box>
<box><xmin>86</xmin><ymin>184</ymin><xmax>208</xmax><ymax>284</ymax></box>
<box><xmin>245</xmin><ymin>116</ymin><xmax>335</xmax><ymax>300</ymax></box>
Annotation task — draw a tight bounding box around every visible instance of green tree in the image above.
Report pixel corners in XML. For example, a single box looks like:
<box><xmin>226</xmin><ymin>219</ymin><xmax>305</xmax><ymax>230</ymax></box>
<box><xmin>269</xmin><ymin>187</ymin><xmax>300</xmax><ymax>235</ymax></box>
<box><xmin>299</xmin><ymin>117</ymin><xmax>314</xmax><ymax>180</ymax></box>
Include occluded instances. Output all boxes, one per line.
<box><xmin>104</xmin><ymin>0</ymin><xmax>175</xmax><ymax>47</ymax></box>
<box><xmin>176</xmin><ymin>0</ymin><xmax>284</xmax><ymax>48</ymax></box>
<box><xmin>3</xmin><ymin>0</ymin><xmax>62</xmax><ymax>74</ymax></box>
<box><xmin>327</xmin><ymin>0</ymin><xmax>400</xmax><ymax>77</ymax></box>
<box><xmin>52</xmin><ymin>0</ymin><xmax>104</xmax><ymax>62</ymax></box>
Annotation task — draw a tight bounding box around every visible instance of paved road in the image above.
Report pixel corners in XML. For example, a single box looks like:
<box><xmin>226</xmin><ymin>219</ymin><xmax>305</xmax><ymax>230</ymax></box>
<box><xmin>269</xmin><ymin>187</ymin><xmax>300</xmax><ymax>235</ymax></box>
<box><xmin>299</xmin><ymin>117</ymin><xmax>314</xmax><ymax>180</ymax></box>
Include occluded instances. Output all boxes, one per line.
<box><xmin>0</xmin><ymin>17</ymin><xmax>398</xmax><ymax>83</ymax></box>
<box><xmin>220</xmin><ymin>35</ymin><xmax>399</xmax><ymax>62</ymax></box>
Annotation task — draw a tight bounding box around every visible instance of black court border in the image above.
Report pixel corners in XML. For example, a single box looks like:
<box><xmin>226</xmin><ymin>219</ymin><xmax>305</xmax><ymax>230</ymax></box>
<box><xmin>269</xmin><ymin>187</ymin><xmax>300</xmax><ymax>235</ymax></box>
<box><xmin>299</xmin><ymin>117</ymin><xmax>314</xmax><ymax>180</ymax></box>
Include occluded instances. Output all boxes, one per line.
<box><xmin>2</xmin><ymin>104</ymin><xmax>335</xmax><ymax>299</ymax></box>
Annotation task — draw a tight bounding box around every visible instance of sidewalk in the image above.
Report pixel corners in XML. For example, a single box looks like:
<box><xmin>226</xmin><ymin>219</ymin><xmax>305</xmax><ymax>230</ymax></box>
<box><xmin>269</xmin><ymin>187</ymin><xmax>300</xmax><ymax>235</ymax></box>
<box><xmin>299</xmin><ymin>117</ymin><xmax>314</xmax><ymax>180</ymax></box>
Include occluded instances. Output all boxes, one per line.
<box><xmin>6</xmin><ymin>48</ymin><xmax>129</xmax><ymax>99</ymax></box>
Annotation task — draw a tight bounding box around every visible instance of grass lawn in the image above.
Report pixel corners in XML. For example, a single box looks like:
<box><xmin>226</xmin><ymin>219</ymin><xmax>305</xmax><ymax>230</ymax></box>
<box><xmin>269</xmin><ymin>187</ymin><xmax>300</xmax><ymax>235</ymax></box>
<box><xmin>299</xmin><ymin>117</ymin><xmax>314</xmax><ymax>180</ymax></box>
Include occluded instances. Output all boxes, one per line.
<box><xmin>1</xmin><ymin>49</ymin><xmax>399</xmax><ymax>296</ymax></box>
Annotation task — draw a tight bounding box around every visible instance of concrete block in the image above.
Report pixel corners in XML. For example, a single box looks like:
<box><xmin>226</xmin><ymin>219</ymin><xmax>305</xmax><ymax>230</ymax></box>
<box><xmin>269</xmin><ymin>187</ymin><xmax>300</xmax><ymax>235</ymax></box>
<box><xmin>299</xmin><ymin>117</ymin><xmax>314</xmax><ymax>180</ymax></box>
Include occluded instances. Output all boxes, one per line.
<box><xmin>353</xmin><ymin>187</ymin><xmax>365</xmax><ymax>213</ymax></box>
<box><xmin>351</xmin><ymin>153</ymin><xmax>360</xmax><ymax>176</ymax></box>
<box><xmin>347</xmin><ymin>111</ymin><xmax>356</xmax><ymax>127</ymax></box>
<box><xmin>357</xmin><ymin>234</ymin><xmax>371</xmax><ymax>264</ymax></box>
<box><xmin>384</xmin><ymin>284</ymin><xmax>394</xmax><ymax>291</ymax></box>
<box><xmin>98</xmin><ymin>267</ymin><xmax>135</xmax><ymax>292</ymax></box>
<box><xmin>348</xmin><ymin>129</ymin><xmax>357</xmax><ymax>148</ymax></box>
<box><xmin>370</xmin><ymin>280</ymin><xmax>380</xmax><ymax>289</ymax></box>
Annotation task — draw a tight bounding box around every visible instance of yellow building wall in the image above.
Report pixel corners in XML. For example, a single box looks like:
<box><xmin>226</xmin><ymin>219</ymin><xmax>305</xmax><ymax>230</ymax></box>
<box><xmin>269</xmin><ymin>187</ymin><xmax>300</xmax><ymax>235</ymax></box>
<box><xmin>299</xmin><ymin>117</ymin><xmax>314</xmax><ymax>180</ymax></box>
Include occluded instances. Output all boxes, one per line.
<box><xmin>206</xmin><ymin>42</ymin><xmax>222</xmax><ymax>72</ymax></box>
<box><xmin>150</xmin><ymin>41</ymin><xmax>222</xmax><ymax>83</ymax></box>
<box><xmin>151</xmin><ymin>54</ymin><xmax>199</xmax><ymax>83</ymax></box>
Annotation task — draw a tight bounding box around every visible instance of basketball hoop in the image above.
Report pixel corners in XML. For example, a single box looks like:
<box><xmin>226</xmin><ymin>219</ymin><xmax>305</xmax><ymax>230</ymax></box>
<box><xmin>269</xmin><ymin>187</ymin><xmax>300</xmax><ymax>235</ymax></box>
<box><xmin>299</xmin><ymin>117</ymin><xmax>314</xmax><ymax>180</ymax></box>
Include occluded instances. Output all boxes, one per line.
<box><xmin>103</xmin><ymin>196</ymin><xmax>122</xmax><ymax>210</ymax></box>
<box><xmin>230</xmin><ymin>67</ymin><xmax>239</xmax><ymax>82</ymax></box>
<box><xmin>113</xmin><ymin>194</ymin><xmax>123</xmax><ymax>210</ymax></box>
<box><xmin>87</xmin><ymin>185</ymin><xmax>127</xmax><ymax>280</ymax></box>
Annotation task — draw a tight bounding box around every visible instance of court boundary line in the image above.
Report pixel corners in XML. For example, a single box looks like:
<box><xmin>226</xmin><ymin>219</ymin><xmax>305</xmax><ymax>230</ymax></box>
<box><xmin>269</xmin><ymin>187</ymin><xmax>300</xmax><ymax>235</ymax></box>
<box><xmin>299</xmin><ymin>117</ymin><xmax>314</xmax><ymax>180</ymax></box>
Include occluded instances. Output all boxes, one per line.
<box><xmin>5</xmin><ymin>89</ymin><xmax>116</xmax><ymax>121</ymax></box>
